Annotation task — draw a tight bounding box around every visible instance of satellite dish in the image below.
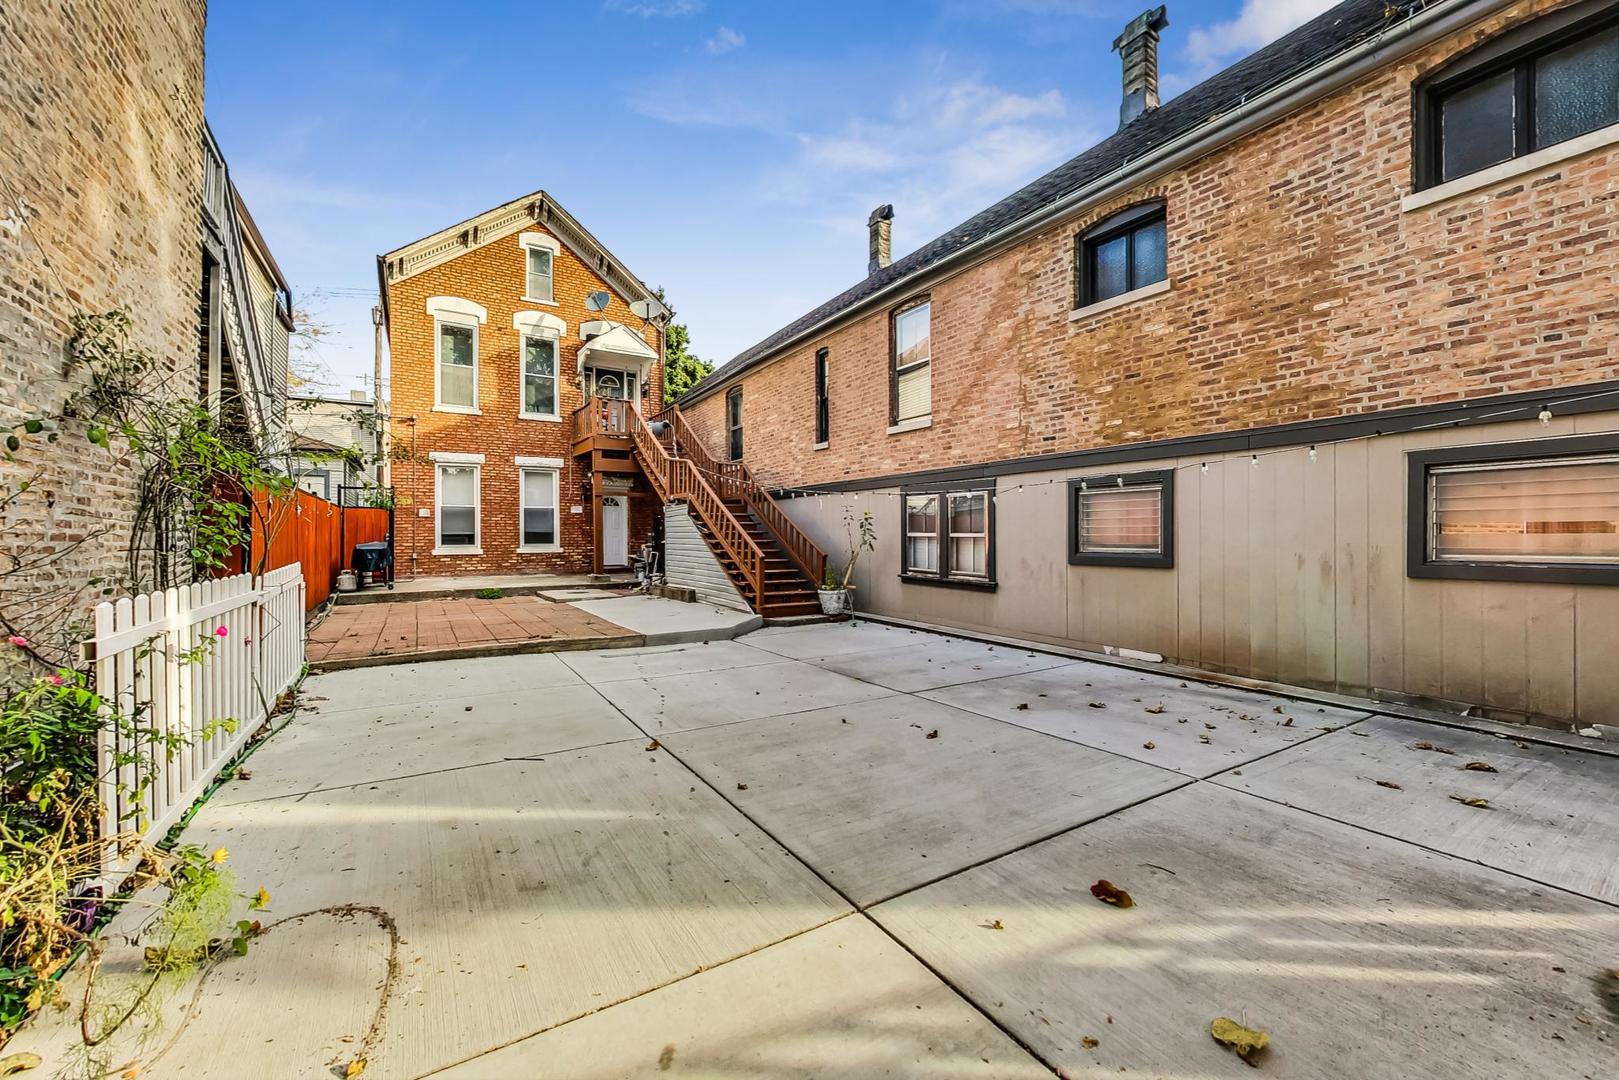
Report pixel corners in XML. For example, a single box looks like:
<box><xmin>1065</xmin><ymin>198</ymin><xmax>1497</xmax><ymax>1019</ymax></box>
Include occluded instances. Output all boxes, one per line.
<box><xmin>585</xmin><ymin>291</ymin><xmax>610</xmax><ymax>312</ymax></box>
<box><xmin>629</xmin><ymin>299</ymin><xmax>658</xmax><ymax>320</ymax></box>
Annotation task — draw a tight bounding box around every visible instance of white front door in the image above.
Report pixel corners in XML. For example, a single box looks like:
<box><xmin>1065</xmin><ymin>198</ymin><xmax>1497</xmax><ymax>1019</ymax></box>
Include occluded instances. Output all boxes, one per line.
<box><xmin>602</xmin><ymin>496</ymin><xmax>629</xmax><ymax>567</ymax></box>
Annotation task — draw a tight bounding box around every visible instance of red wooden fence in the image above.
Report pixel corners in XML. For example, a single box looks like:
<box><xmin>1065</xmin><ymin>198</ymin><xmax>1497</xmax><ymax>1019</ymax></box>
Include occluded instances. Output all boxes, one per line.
<box><xmin>225</xmin><ymin>489</ymin><xmax>390</xmax><ymax>610</ymax></box>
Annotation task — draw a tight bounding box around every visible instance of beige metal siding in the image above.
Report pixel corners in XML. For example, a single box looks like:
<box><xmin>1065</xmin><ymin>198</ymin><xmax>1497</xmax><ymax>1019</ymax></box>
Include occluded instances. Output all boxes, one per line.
<box><xmin>780</xmin><ymin>411</ymin><xmax>1619</xmax><ymax>726</ymax></box>
<box><xmin>664</xmin><ymin>503</ymin><xmax>750</xmax><ymax>612</ymax></box>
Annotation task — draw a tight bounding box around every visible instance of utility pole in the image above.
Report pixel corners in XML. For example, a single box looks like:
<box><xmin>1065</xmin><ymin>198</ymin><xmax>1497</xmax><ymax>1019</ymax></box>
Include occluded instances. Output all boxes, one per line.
<box><xmin>372</xmin><ymin>303</ymin><xmax>389</xmax><ymax>487</ymax></box>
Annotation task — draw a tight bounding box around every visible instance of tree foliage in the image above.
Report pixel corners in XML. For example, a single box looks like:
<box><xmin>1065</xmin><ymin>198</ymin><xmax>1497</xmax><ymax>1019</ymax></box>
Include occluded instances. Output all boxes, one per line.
<box><xmin>656</xmin><ymin>289</ymin><xmax>714</xmax><ymax>402</ymax></box>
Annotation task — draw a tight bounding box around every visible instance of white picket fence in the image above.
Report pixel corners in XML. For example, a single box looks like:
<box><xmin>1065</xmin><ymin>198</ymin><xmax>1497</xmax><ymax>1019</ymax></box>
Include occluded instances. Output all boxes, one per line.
<box><xmin>85</xmin><ymin>565</ymin><xmax>306</xmax><ymax>866</ymax></box>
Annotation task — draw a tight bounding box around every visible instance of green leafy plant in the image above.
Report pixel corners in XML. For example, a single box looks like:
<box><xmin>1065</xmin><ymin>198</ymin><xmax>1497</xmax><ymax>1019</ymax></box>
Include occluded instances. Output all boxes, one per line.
<box><xmin>840</xmin><ymin>507</ymin><xmax>877</xmax><ymax>590</ymax></box>
<box><xmin>474</xmin><ymin>587</ymin><xmax>504</xmax><ymax>600</ymax></box>
<box><xmin>821</xmin><ymin>564</ymin><xmax>842</xmax><ymax>591</ymax></box>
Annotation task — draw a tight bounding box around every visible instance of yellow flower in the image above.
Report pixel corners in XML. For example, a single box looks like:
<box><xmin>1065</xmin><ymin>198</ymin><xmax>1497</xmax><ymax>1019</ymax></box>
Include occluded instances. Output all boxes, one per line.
<box><xmin>250</xmin><ymin>886</ymin><xmax>271</xmax><ymax>910</ymax></box>
<box><xmin>210</xmin><ymin>847</ymin><xmax>229</xmax><ymax>865</ymax></box>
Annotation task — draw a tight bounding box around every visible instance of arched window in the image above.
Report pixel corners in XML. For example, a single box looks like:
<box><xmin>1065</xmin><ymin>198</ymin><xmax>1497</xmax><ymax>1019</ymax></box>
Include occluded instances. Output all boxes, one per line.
<box><xmin>1414</xmin><ymin>1</ymin><xmax>1619</xmax><ymax>189</ymax></box>
<box><xmin>1074</xmin><ymin>200</ymin><xmax>1166</xmax><ymax>308</ymax></box>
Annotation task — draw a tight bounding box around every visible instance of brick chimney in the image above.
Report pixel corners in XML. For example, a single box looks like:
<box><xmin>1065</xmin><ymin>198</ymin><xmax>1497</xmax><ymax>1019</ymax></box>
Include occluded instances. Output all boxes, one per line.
<box><xmin>868</xmin><ymin>204</ymin><xmax>894</xmax><ymax>275</ymax></box>
<box><xmin>1113</xmin><ymin>6</ymin><xmax>1169</xmax><ymax>128</ymax></box>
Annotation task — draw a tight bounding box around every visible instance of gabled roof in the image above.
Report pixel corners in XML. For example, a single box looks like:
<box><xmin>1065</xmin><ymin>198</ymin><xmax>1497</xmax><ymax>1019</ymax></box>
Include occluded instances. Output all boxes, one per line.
<box><xmin>376</xmin><ymin>188</ymin><xmax>661</xmax><ymax>331</ymax></box>
<box><xmin>680</xmin><ymin>0</ymin><xmax>1456</xmax><ymax>405</ymax></box>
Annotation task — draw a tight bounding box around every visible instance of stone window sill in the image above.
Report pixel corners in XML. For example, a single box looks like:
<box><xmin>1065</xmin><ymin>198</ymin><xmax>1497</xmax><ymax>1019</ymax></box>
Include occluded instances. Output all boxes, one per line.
<box><xmin>517</xmin><ymin>413</ymin><xmax>562</xmax><ymax>423</ymax></box>
<box><xmin>1070</xmin><ymin>278</ymin><xmax>1171</xmax><ymax>322</ymax></box>
<box><xmin>898</xmin><ymin>573</ymin><xmax>997</xmax><ymax>592</ymax></box>
<box><xmin>517</xmin><ymin>545</ymin><xmax>562</xmax><ymax>554</ymax></box>
<box><xmin>432</xmin><ymin>546</ymin><xmax>482</xmax><ymax>557</ymax></box>
<box><xmin>887</xmin><ymin>415</ymin><xmax>932</xmax><ymax>436</ymax></box>
<box><xmin>812</xmin><ymin>441</ymin><xmax>829</xmax><ymax>451</ymax></box>
<box><xmin>1402</xmin><ymin>121</ymin><xmax>1619</xmax><ymax>212</ymax></box>
<box><xmin>433</xmin><ymin>404</ymin><xmax>481</xmax><ymax>416</ymax></box>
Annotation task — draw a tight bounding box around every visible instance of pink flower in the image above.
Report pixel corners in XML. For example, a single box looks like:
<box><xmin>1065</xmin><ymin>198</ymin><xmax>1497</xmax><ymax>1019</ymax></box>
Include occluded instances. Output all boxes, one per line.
<box><xmin>7</xmin><ymin>635</ymin><xmax>27</xmax><ymax>648</ymax></box>
<box><xmin>215</xmin><ymin>626</ymin><xmax>228</xmax><ymax>638</ymax></box>
<box><xmin>48</xmin><ymin>674</ymin><xmax>66</xmax><ymax>686</ymax></box>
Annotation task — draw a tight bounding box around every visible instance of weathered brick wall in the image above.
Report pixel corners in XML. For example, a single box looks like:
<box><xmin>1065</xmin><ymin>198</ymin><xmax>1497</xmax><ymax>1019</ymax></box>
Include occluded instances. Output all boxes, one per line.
<box><xmin>386</xmin><ymin>228</ymin><xmax>663</xmax><ymax>577</ymax></box>
<box><xmin>683</xmin><ymin>0</ymin><xmax>1619</xmax><ymax>488</ymax></box>
<box><xmin>0</xmin><ymin>0</ymin><xmax>207</xmax><ymax>660</ymax></box>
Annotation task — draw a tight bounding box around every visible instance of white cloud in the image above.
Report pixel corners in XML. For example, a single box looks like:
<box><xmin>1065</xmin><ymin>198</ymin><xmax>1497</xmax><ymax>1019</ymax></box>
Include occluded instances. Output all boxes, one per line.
<box><xmin>604</xmin><ymin>0</ymin><xmax>704</xmax><ymax>16</ymax></box>
<box><xmin>703</xmin><ymin>26</ymin><xmax>745</xmax><ymax>55</ymax></box>
<box><xmin>1179</xmin><ymin>0</ymin><xmax>1337</xmax><ymax>79</ymax></box>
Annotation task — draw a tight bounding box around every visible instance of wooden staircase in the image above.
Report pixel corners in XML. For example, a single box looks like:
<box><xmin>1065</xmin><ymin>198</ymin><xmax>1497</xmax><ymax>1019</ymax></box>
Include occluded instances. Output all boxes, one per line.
<box><xmin>572</xmin><ymin>396</ymin><xmax>827</xmax><ymax>618</ymax></box>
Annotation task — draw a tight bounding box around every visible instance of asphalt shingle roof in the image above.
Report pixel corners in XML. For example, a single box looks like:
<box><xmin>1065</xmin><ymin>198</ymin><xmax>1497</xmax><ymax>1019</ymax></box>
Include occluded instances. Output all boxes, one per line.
<box><xmin>682</xmin><ymin>0</ymin><xmax>1406</xmax><ymax>404</ymax></box>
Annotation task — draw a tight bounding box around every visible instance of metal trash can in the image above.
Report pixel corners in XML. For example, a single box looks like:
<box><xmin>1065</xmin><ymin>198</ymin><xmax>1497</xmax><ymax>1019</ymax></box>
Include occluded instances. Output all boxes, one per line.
<box><xmin>353</xmin><ymin>541</ymin><xmax>392</xmax><ymax>588</ymax></box>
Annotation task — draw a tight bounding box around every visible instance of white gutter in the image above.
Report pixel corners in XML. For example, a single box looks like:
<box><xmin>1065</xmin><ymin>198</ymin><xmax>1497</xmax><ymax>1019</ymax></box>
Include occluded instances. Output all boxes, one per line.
<box><xmin>685</xmin><ymin>0</ymin><xmax>1515</xmax><ymax>405</ymax></box>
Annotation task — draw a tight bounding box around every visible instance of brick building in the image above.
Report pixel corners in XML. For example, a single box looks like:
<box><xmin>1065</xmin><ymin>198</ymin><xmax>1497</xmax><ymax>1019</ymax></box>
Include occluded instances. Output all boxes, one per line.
<box><xmin>674</xmin><ymin>0</ymin><xmax>1619</xmax><ymax>726</ymax></box>
<box><xmin>378</xmin><ymin>191</ymin><xmax>670</xmax><ymax>579</ymax></box>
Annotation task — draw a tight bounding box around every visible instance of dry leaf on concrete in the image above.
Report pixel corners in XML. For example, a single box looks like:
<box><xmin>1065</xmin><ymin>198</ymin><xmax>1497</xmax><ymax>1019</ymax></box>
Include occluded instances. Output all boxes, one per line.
<box><xmin>343</xmin><ymin>1061</ymin><xmax>367</xmax><ymax>1079</ymax></box>
<box><xmin>1367</xmin><ymin>778</ymin><xmax>1402</xmax><ymax>790</ymax></box>
<box><xmin>645</xmin><ymin>740</ymin><xmax>660</xmax><ymax>752</ymax></box>
<box><xmin>1463</xmin><ymin>761</ymin><xmax>1498</xmax><ymax>772</ymax></box>
<box><xmin>1450</xmin><ymin>794</ymin><xmax>1491</xmax><ymax>808</ymax></box>
<box><xmin>1411</xmin><ymin>741</ymin><xmax>1455</xmax><ymax>755</ymax></box>
<box><xmin>1089</xmin><ymin>701</ymin><xmax>1107</xmax><ymax>709</ymax></box>
<box><xmin>1081</xmin><ymin>1036</ymin><xmax>1100</xmax><ymax>1049</ymax></box>
<box><xmin>1210</xmin><ymin>1017</ymin><xmax>1269</xmax><ymax>1066</ymax></box>
<box><xmin>925</xmin><ymin>729</ymin><xmax>939</xmax><ymax>739</ymax></box>
<box><xmin>1090</xmin><ymin>880</ymin><xmax>1134</xmax><ymax>908</ymax></box>
<box><xmin>980</xmin><ymin>918</ymin><xmax>1004</xmax><ymax>930</ymax></box>
<box><xmin>1144</xmin><ymin>704</ymin><xmax>1165</xmax><ymax>714</ymax></box>
<box><xmin>1</xmin><ymin>1056</ymin><xmax>44</xmax><ymax>1077</ymax></box>
<box><xmin>1142</xmin><ymin>741</ymin><xmax>1156</xmax><ymax>750</ymax></box>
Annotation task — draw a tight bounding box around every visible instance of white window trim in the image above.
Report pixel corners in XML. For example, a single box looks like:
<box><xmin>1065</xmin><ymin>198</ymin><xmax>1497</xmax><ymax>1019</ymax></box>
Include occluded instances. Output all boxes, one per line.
<box><xmin>1403</xmin><ymin>121</ymin><xmax>1619</xmax><ymax>213</ymax></box>
<box><xmin>433</xmin><ymin>461</ymin><xmax>482</xmax><ymax>556</ymax></box>
<box><xmin>518</xmin><ymin>330</ymin><xmax>562</xmax><ymax>421</ymax></box>
<box><xmin>519</xmin><ymin>232</ymin><xmax>561</xmax><ymax>306</ymax></box>
<box><xmin>518</xmin><ymin>465</ymin><xmax>562</xmax><ymax>553</ymax></box>
<box><xmin>1070</xmin><ymin>277</ymin><xmax>1172</xmax><ymax>321</ymax></box>
<box><xmin>903</xmin><ymin>494</ymin><xmax>940</xmax><ymax>576</ymax></box>
<box><xmin>887</xmin><ymin>415</ymin><xmax>932</xmax><ymax>435</ymax></box>
<box><xmin>433</xmin><ymin>310</ymin><xmax>481</xmax><ymax>415</ymax></box>
<box><xmin>946</xmin><ymin>491</ymin><xmax>990</xmax><ymax>580</ymax></box>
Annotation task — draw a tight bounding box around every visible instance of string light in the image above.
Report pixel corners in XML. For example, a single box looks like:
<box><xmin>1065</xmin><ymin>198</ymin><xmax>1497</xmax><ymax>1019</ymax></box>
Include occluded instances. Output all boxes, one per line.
<box><xmin>1538</xmin><ymin>408</ymin><xmax>1553</xmax><ymax>425</ymax></box>
<box><xmin>1308</xmin><ymin>445</ymin><xmax>1317</xmax><ymax>462</ymax></box>
<box><xmin>1200</xmin><ymin>462</ymin><xmax>1209</xmax><ymax>473</ymax></box>
<box><xmin>1251</xmin><ymin>454</ymin><xmax>1259</xmax><ymax>469</ymax></box>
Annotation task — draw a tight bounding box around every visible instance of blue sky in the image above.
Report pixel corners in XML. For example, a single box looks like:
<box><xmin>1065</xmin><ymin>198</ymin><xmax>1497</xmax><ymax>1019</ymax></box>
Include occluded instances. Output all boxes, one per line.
<box><xmin>204</xmin><ymin>0</ymin><xmax>1333</xmax><ymax>395</ymax></box>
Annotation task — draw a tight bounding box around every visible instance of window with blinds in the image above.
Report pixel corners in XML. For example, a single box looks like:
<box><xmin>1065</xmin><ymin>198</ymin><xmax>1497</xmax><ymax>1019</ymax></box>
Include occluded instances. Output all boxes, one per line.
<box><xmin>892</xmin><ymin>299</ymin><xmax>931</xmax><ymax>423</ymax></box>
<box><xmin>520</xmin><ymin>468</ymin><xmax>558</xmax><ymax>549</ymax></box>
<box><xmin>1068</xmin><ymin>471</ymin><xmax>1174</xmax><ymax>567</ymax></box>
<box><xmin>1429</xmin><ymin>455</ymin><xmax>1619</xmax><ymax>563</ymax></box>
<box><xmin>902</xmin><ymin>488</ymin><xmax>994</xmax><ymax>584</ymax></box>
<box><xmin>436</xmin><ymin>464</ymin><xmax>479</xmax><ymax>549</ymax></box>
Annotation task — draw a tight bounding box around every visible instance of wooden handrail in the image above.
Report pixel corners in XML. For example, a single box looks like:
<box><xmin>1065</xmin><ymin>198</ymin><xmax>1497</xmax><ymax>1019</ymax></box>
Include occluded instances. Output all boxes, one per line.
<box><xmin>611</xmin><ymin>398</ymin><xmax>766</xmax><ymax>605</ymax></box>
<box><xmin>573</xmin><ymin>397</ymin><xmax>635</xmax><ymax>442</ymax></box>
<box><xmin>663</xmin><ymin>410</ymin><xmax>827</xmax><ymax>587</ymax></box>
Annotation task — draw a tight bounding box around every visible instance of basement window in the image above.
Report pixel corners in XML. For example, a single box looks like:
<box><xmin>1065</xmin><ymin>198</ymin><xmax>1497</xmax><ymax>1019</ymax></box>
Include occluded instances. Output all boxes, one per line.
<box><xmin>1415</xmin><ymin>3</ymin><xmax>1619</xmax><ymax>189</ymax></box>
<box><xmin>1068</xmin><ymin>470</ymin><xmax>1174</xmax><ymax>568</ymax></box>
<box><xmin>901</xmin><ymin>487</ymin><xmax>995</xmax><ymax>588</ymax></box>
<box><xmin>1407</xmin><ymin>436</ymin><xmax>1619</xmax><ymax>584</ymax></box>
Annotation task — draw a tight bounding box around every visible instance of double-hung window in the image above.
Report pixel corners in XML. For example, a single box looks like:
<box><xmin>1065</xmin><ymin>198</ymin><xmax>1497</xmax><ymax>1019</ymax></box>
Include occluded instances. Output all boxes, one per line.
<box><xmin>520</xmin><ymin>233</ymin><xmax>558</xmax><ymax>303</ymax></box>
<box><xmin>727</xmin><ymin>386</ymin><xmax>744</xmax><ymax>461</ymax></box>
<box><xmin>1408</xmin><ymin>436</ymin><xmax>1619</xmax><ymax>584</ymax></box>
<box><xmin>891</xmin><ymin>299</ymin><xmax>931</xmax><ymax>425</ymax></box>
<box><xmin>1076</xmin><ymin>202</ymin><xmax>1167</xmax><ymax>308</ymax></box>
<box><xmin>1416</xmin><ymin>5</ymin><xmax>1619</xmax><ymax>188</ymax></box>
<box><xmin>521</xmin><ymin>333</ymin><xmax>559</xmax><ymax>419</ymax></box>
<box><xmin>814</xmin><ymin>348</ymin><xmax>830</xmax><ymax>446</ymax></box>
<box><xmin>901</xmin><ymin>487</ymin><xmax>994</xmax><ymax>586</ymax></box>
<box><xmin>435</xmin><ymin>463</ymin><xmax>480</xmax><ymax>552</ymax></box>
<box><xmin>519</xmin><ymin>467</ymin><xmax>559</xmax><ymax>551</ymax></box>
<box><xmin>1068</xmin><ymin>470</ymin><xmax>1175</xmax><ymax>568</ymax></box>
<box><xmin>435</xmin><ymin>318</ymin><xmax>477</xmax><ymax>411</ymax></box>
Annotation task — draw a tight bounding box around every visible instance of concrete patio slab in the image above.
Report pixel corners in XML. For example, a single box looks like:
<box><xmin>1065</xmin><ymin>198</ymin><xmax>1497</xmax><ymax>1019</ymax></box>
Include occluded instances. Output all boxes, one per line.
<box><xmin>97</xmin><ymin>747</ymin><xmax>849</xmax><ymax>1080</ymax></box>
<box><xmin>569</xmin><ymin>594</ymin><xmax>762</xmax><ymax>641</ymax></box>
<box><xmin>665</xmin><ymin>695</ymin><xmax>1189</xmax><ymax>906</ymax></box>
<box><xmin>1217</xmin><ymin>713</ymin><xmax>1619</xmax><ymax>903</ymax></box>
<box><xmin>804</xmin><ymin>637</ymin><xmax>1078</xmax><ymax>692</ymax></box>
<box><xmin>590</xmin><ymin>659</ymin><xmax>895</xmax><ymax>736</ymax></box>
<box><xmin>922</xmin><ymin>661</ymin><xmax>1370</xmax><ymax>777</ymax></box>
<box><xmin>559</xmin><ymin>638</ymin><xmax>781</xmax><ymax>684</ymax></box>
<box><xmin>338</xmin><ymin>570</ymin><xmax>636</xmax><ymax>604</ymax></box>
<box><xmin>213</xmin><ymin>682</ymin><xmax>641</xmax><ymax>805</ymax></box>
<box><xmin>434</xmin><ymin>915</ymin><xmax>1051</xmax><ymax>1079</ymax></box>
<box><xmin>299</xmin><ymin>651</ymin><xmax>585</xmax><ymax>714</ymax></box>
<box><xmin>872</xmin><ymin>783</ymin><xmax>1619</xmax><ymax>1080</ymax></box>
<box><xmin>742</xmin><ymin>619</ymin><xmax>939</xmax><ymax>659</ymax></box>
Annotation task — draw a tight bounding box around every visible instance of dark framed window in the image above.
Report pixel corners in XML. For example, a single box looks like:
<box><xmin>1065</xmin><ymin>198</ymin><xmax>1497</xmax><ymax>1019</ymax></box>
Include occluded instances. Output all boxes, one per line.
<box><xmin>814</xmin><ymin>348</ymin><xmax>830</xmax><ymax>445</ymax></box>
<box><xmin>1075</xmin><ymin>201</ymin><xmax>1167</xmax><ymax>308</ymax></box>
<box><xmin>889</xmin><ymin>297</ymin><xmax>931</xmax><ymax>424</ymax></box>
<box><xmin>1407</xmin><ymin>434</ymin><xmax>1619</xmax><ymax>584</ymax></box>
<box><xmin>900</xmin><ymin>486</ymin><xmax>995</xmax><ymax>588</ymax></box>
<box><xmin>1414</xmin><ymin>3</ymin><xmax>1619</xmax><ymax>189</ymax></box>
<box><xmin>1067</xmin><ymin>470</ymin><xmax>1174</xmax><ymax>568</ymax></box>
<box><xmin>726</xmin><ymin>386</ymin><xmax>743</xmax><ymax>461</ymax></box>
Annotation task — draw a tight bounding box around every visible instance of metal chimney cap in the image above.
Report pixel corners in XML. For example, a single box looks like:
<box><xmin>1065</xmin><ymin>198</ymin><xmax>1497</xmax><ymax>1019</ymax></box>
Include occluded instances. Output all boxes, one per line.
<box><xmin>867</xmin><ymin>204</ymin><xmax>895</xmax><ymax>227</ymax></box>
<box><xmin>1112</xmin><ymin>5</ymin><xmax>1169</xmax><ymax>51</ymax></box>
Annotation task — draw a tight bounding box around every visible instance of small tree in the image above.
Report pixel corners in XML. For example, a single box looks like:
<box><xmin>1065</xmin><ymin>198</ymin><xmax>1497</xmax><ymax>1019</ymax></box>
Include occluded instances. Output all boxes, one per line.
<box><xmin>840</xmin><ymin>506</ymin><xmax>876</xmax><ymax>590</ymax></box>
<box><xmin>655</xmin><ymin>288</ymin><xmax>714</xmax><ymax>402</ymax></box>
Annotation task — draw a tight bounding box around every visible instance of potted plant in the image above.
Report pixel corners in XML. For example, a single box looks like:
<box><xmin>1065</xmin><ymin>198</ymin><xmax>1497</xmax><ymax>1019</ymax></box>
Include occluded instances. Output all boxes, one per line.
<box><xmin>818</xmin><ymin>506</ymin><xmax>875</xmax><ymax>615</ymax></box>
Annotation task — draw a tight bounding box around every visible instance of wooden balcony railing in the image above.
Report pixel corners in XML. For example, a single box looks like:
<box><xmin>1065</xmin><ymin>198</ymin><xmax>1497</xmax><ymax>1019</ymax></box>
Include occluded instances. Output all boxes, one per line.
<box><xmin>663</xmin><ymin>410</ymin><xmax>827</xmax><ymax>588</ymax></box>
<box><xmin>572</xmin><ymin>396</ymin><xmax>636</xmax><ymax>444</ymax></box>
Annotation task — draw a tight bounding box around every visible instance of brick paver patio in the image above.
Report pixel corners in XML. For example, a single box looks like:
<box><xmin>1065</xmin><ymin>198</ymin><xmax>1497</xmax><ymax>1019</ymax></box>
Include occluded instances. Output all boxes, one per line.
<box><xmin>305</xmin><ymin>595</ymin><xmax>639</xmax><ymax>667</ymax></box>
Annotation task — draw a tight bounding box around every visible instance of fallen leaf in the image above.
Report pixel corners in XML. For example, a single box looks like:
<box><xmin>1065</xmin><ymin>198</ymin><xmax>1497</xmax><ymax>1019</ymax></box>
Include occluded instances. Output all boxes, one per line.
<box><xmin>735</xmin><ymin>782</ymin><xmax>748</xmax><ymax>791</ymax></box>
<box><xmin>925</xmin><ymin>729</ymin><xmax>939</xmax><ymax>739</ymax></box>
<box><xmin>1014</xmin><ymin>703</ymin><xmax>1030</xmax><ymax>711</ymax></box>
<box><xmin>344</xmin><ymin>1061</ymin><xmax>367</xmax><ymax>1079</ymax></box>
<box><xmin>1199</xmin><ymin>734</ymin><xmax>1211</xmax><ymax>744</ymax></box>
<box><xmin>1090</xmin><ymin>880</ymin><xmax>1134</xmax><ymax>908</ymax></box>
<box><xmin>236</xmin><ymin>768</ymin><xmax>252</xmax><ymax>780</ymax></box>
<box><xmin>980</xmin><ymin>919</ymin><xmax>1004</xmax><ymax>930</ymax></box>
<box><xmin>1272</xmin><ymin>705</ymin><xmax>1284</xmax><ymax>713</ymax></box>
<box><xmin>1450</xmin><ymin>794</ymin><xmax>1491</xmax><ymax>808</ymax></box>
<box><xmin>1463</xmin><ymin>761</ymin><xmax>1498</xmax><ymax>772</ymax></box>
<box><xmin>1142</xmin><ymin>741</ymin><xmax>1156</xmax><ymax>750</ymax></box>
<box><xmin>1282</xmin><ymin>717</ymin><xmax>1294</xmax><ymax>727</ymax></box>
<box><xmin>1089</xmin><ymin>702</ymin><xmax>1107</xmax><ymax>709</ymax></box>
<box><xmin>1144</xmin><ymin>704</ymin><xmax>1165</xmax><ymax>714</ymax></box>
<box><xmin>1081</xmin><ymin>1036</ymin><xmax>1100</xmax><ymax>1049</ymax></box>
<box><xmin>1204</xmin><ymin>723</ymin><xmax>1217</xmax><ymax>730</ymax></box>
<box><xmin>1411</xmin><ymin>741</ymin><xmax>1456</xmax><ymax>755</ymax></box>
<box><xmin>645</xmin><ymin>740</ymin><xmax>660</xmax><ymax>751</ymax></box>
<box><xmin>1210</xmin><ymin>1017</ymin><xmax>1269</xmax><ymax>1066</ymax></box>
<box><xmin>1</xmin><ymin>1054</ymin><xmax>43</xmax><ymax>1076</ymax></box>
<box><xmin>1373</xmin><ymin>779</ymin><xmax>1402</xmax><ymax>790</ymax></box>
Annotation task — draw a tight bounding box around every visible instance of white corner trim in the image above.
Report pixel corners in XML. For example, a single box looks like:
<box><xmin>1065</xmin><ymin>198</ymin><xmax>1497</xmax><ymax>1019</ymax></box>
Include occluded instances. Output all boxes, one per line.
<box><xmin>517</xmin><ymin>231</ymin><xmax>561</xmax><ymax>254</ymax></box>
<box><xmin>426</xmin><ymin>296</ymin><xmax>488</xmax><ymax>324</ymax></box>
<box><xmin>514</xmin><ymin>310</ymin><xmax>567</xmax><ymax>336</ymax></box>
<box><xmin>1401</xmin><ymin>121</ymin><xmax>1619</xmax><ymax>212</ymax></box>
<box><xmin>1070</xmin><ymin>277</ymin><xmax>1172</xmax><ymax>322</ymax></box>
<box><xmin>432</xmin><ymin>546</ymin><xmax>483</xmax><ymax>557</ymax></box>
<box><xmin>887</xmin><ymin>415</ymin><xmax>932</xmax><ymax>436</ymax></box>
<box><xmin>429</xmin><ymin>451</ymin><xmax>485</xmax><ymax>464</ymax></box>
<box><xmin>515</xmin><ymin>456</ymin><xmax>564</xmax><ymax>468</ymax></box>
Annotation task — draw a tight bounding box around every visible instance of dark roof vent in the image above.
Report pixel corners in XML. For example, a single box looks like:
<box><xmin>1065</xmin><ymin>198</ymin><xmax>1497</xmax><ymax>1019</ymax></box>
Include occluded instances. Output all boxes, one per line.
<box><xmin>1113</xmin><ymin>6</ymin><xmax>1170</xmax><ymax>128</ymax></box>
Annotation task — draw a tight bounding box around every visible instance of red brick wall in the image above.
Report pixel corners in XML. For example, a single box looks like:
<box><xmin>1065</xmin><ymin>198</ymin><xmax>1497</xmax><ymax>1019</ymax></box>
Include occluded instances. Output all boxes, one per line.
<box><xmin>682</xmin><ymin>0</ymin><xmax>1619</xmax><ymax>488</ymax></box>
<box><xmin>385</xmin><ymin>227</ymin><xmax>663</xmax><ymax>577</ymax></box>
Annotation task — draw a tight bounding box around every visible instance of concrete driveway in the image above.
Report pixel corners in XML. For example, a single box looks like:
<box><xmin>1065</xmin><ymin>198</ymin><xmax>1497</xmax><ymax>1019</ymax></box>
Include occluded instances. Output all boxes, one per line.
<box><xmin>15</xmin><ymin>620</ymin><xmax>1619</xmax><ymax>1078</ymax></box>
